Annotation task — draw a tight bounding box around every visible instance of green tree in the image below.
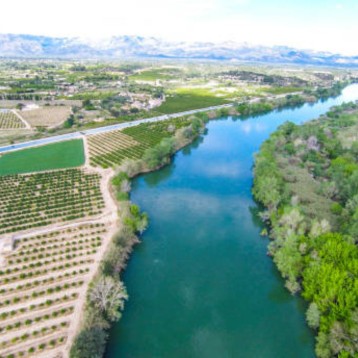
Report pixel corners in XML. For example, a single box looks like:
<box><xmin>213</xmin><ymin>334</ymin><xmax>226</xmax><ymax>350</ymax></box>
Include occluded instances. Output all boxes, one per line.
<box><xmin>306</xmin><ymin>302</ymin><xmax>320</xmax><ymax>329</ymax></box>
<box><xmin>143</xmin><ymin>137</ymin><xmax>175</xmax><ymax>169</ymax></box>
<box><xmin>70</xmin><ymin>327</ymin><xmax>107</xmax><ymax>358</ymax></box>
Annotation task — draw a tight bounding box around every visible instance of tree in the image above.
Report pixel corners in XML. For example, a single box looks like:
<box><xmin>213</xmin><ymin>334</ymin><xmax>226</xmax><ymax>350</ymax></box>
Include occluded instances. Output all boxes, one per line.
<box><xmin>306</xmin><ymin>302</ymin><xmax>320</xmax><ymax>329</ymax></box>
<box><xmin>309</xmin><ymin>219</ymin><xmax>331</xmax><ymax>239</ymax></box>
<box><xmin>273</xmin><ymin>235</ymin><xmax>303</xmax><ymax>293</ymax></box>
<box><xmin>124</xmin><ymin>205</ymin><xmax>148</xmax><ymax>234</ymax></box>
<box><xmin>315</xmin><ymin>331</ymin><xmax>332</xmax><ymax>358</ymax></box>
<box><xmin>143</xmin><ymin>137</ymin><xmax>175</xmax><ymax>169</ymax></box>
<box><xmin>351</xmin><ymin>141</ymin><xmax>358</xmax><ymax>161</ymax></box>
<box><xmin>254</xmin><ymin>176</ymin><xmax>281</xmax><ymax>211</ymax></box>
<box><xmin>136</xmin><ymin>213</ymin><xmax>149</xmax><ymax>234</ymax></box>
<box><xmin>120</xmin><ymin>179</ymin><xmax>131</xmax><ymax>193</ymax></box>
<box><xmin>70</xmin><ymin>327</ymin><xmax>107</xmax><ymax>358</ymax></box>
<box><xmin>64</xmin><ymin>115</ymin><xmax>75</xmax><ymax>128</ymax></box>
<box><xmin>89</xmin><ymin>277</ymin><xmax>128</xmax><ymax>322</ymax></box>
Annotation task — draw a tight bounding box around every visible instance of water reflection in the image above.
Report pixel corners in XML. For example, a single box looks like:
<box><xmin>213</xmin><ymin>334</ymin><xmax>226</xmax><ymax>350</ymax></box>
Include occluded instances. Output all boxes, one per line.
<box><xmin>143</xmin><ymin>163</ymin><xmax>175</xmax><ymax>187</ymax></box>
<box><xmin>106</xmin><ymin>85</ymin><xmax>358</xmax><ymax>358</ymax></box>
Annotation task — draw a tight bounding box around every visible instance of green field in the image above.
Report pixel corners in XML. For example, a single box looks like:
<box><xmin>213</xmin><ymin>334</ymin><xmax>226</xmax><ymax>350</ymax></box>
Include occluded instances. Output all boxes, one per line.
<box><xmin>0</xmin><ymin>139</ymin><xmax>85</xmax><ymax>176</ymax></box>
<box><xmin>130</xmin><ymin>68</ymin><xmax>180</xmax><ymax>81</ymax></box>
<box><xmin>157</xmin><ymin>93</ymin><xmax>228</xmax><ymax>114</ymax></box>
<box><xmin>260</xmin><ymin>86</ymin><xmax>302</xmax><ymax>95</ymax></box>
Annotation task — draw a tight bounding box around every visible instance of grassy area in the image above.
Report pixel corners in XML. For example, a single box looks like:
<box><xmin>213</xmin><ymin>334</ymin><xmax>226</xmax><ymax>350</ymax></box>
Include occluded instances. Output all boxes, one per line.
<box><xmin>260</xmin><ymin>86</ymin><xmax>302</xmax><ymax>95</ymax></box>
<box><xmin>130</xmin><ymin>68</ymin><xmax>180</xmax><ymax>81</ymax></box>
<box><xmin>0</xmin><ymin>139</ymin><xmax>85</xmax><ymax>175</ymax></box>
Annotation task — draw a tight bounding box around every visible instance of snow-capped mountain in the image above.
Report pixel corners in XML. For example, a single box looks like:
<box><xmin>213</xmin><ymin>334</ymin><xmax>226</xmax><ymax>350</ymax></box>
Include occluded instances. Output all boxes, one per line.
<box><xmin>0</xmin><ymin>33</ymin><xmax>357</xmax><ymax>66</ymax></box>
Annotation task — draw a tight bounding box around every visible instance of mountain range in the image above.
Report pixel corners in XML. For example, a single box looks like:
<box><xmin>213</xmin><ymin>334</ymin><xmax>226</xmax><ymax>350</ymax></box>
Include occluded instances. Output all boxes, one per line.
<box><xmin>0</xmin><ymin>33</ymin><xmax>357</xmax><ymax>67</ymax></box>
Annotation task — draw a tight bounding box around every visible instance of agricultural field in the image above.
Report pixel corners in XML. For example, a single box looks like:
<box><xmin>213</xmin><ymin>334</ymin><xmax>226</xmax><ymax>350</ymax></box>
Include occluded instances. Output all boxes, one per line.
<box><xmin>19</xmin><ymin>107</ymin><xmax>72</xmax><ymax>128</ymax></box>
<box><xmin>0</xmin><ymin>168</ymin><xmax>105</xmax><ymax>235</ymax></box>
<box><xmin>0</xmin><ymin>59</ymin><xmax>353</xmax><ymax>147</ymax></box>
<box><xmin>0</xmin><ymin>101</ymin><xmax>82</xmax><ymax>109</ymax></box>
<box><xmin>88</xmin><ymin>117</ymin><xmax>192</xmax><ymax>167</ymax></box>
<box><xmin>0</xmin><ymin>59</ymin><xmax>355</xmax><ymax>358</ymax></box>
<box><xmin>129</xmin><ymin>67</ymin><xmax>182</xmax><ymax>81</ymax></box>
<box><xmin>0</xmin><ymin>222</ymin><xmax>110</xmax><ymax>358</ymax></box>
<box><xmin>156</xmin><ymin>90</ymin><xmax>229</xmax><ymax>114</ymax></box>
<box><xmin>0</xmin><ymin>111</ymin><xmax>26</xmax><ymax>130</ymax></box>
<box><xmin>0</xmin><ymin>140</ymin><xmax>85</xmax><ymax>176</ymax></box>
<box><xmin>87</xmin><ymin>131</ymin><xmax>141</xmax><ymax>167</ymax></box>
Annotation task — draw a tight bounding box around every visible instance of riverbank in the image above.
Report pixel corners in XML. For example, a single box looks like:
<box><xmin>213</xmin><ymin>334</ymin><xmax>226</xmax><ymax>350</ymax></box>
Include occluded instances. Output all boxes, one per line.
<box><xmin>72</xmin><ymin>83</ymin><xmax>357</xmax><ymax>358</ymax></box>
<box><xmin>69</xmin><ymin>116</ymin><xmax>209</xmax><ymax>358</ymax></box>
<box><xmin>0</xmin><ymin>81</ymin><xmax>348</xmax><ymax>154</ymax></box>
<box><xmin>104</xmin><ymin>83</ymin><xmax>358</xmax><ymax>358</ymax></box>
<box><xmin>252</xmin><ymin>102</ymin><xmax>358</xmax><ymax>357</ymax></box>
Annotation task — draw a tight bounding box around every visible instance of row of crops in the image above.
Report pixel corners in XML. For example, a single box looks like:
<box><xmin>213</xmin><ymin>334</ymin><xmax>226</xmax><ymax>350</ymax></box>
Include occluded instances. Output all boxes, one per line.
<box><xmin>0</xmin><ymin>168</ymin><xmax>105</xmax><ymax>235</ymax></box>
<box><xmin>0</xmin><ymin>111</ymin><xmax>26</xmax><ymax>129</ymax></box>
<box><xmin>0</xmin><ymin>223</ymin><xmax>108</xmax><ymax>358</ymax></box>
<box><xmin>88</xmin><ymin>116</ymin><xmax>193</xmax><ymax>168</ymax></box>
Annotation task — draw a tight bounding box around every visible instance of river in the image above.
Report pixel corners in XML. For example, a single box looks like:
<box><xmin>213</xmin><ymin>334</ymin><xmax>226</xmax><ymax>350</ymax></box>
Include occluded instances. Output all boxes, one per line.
<box><xmin>105</xmin><ymin>84</ymin><xmax>358</xmax><ymax>358</ymax></box>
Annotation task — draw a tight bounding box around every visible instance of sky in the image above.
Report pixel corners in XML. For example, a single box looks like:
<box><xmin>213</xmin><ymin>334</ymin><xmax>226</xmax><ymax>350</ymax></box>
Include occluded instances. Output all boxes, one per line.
<box><xmin>1</xmin><ymin>0</ymin><xmax>357</xmax><ymax>55</ymax></box>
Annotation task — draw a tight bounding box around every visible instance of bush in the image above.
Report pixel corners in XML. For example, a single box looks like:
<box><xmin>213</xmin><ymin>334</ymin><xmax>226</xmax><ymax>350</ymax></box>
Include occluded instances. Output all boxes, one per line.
<box><xmin>70</xmin><ymin>327</ymin><xmax>107</xmax><ymax>358</ymax></box>
<box><xmin>330</xmin><ymin>202</ymin><xmax>343</xmax><ymax>214</ymax></box>
<box><xmin>143</xmin><ymin>137</ymin><xmax>175</xmax><ymax>169</ymax></box>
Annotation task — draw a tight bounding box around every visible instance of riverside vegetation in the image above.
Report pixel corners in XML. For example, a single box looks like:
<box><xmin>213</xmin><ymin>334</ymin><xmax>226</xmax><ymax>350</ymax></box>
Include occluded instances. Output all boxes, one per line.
<box><xmin>253</xmin><ymin>102</ymin><xmax>358</xmax><ymax>357</ymax></box>
<box><xmin>70</xmin><ymin>114</ymin><xmax>208</xmax><ymax>358</ymax></box>
<box><xmin>0</xmin><ymin>111</ymin><xmax>207</xmax><ymax>358</ymax></box>
<box><xmin>0</xmin><ymin>59</ymin><xmax>354</xmax><ymax>147</ymax></box>
<box><xmin>234</xmin><ymin>82</ymin><xmax>348</xmax><ymax>118</ymax></box>
<box><xmin>81</xmin><ymin>86</ymin><xmax>352</xmax><ymax>358</ymax></box>
<box><xmin>0</xmin><ymin>59</ymin><xmax>355</xmax><ymax>357</ymax></box>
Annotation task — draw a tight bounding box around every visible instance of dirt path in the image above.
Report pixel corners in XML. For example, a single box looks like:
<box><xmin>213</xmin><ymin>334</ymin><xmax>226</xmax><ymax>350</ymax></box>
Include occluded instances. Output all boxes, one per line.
<box><xmin>0</xmin><ymin>160</ymin><xmax>120</xmax><ymax>357</ymax></box>
<box><xmin>11</xmin><ymin>109</ymin><xmax>31</xmax><ymax>129</ymax></box>
<box><xmin>82</xmin><ymin>134</ymin><xmax>91</xmax><ymax>168</ymax></box>
<box><xmin>63</xmin><ymin>165</ymin><xmax>120</xmax><ymax>355</ymax></box>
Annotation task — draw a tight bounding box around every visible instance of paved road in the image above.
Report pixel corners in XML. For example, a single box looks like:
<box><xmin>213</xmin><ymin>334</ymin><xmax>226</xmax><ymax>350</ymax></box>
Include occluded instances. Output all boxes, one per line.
<box><xmin>0</xmin><ymin>103</ymin><xmax>233</xmax><ymax>154</ymax></box>
<box><xmin>0</xmin><ymin>92</ymin><xmax>301</xmax><ymax>154</ymax></box>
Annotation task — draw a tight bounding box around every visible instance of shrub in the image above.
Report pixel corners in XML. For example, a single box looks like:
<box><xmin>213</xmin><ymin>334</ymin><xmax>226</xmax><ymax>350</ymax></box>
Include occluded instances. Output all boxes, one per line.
<box><xmin>70</xmin><ymin>327</ymin><xmax>107</xmax><ymax>358</ymax></box>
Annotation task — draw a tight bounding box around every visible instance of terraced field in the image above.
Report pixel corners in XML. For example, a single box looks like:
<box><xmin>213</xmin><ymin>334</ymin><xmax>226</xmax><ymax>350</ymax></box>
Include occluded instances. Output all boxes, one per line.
<box><xmin>88</xmin><ymin>117</ymin><xmax>192</xmax><ymax>168</ymax></box>
<box><xmin>0</xmin><ymin>223</ymin><xmax>109</xmax><ymax>358</ymax></box>
<box><xmin>0</xmin><ymin>112</ymin><xmax>26</xmax><ymax>130</ymax></box>
<box><xmin>0</xmin><ymin>168</ymin><xmax>105</xmax><ymax>235</ymax></box>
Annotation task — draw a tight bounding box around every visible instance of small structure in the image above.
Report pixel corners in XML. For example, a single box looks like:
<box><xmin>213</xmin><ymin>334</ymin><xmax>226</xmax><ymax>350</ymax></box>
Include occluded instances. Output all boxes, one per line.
<box><xmin>1</xmin><ymin>236</ymin><xmax>15</xmax><ymax>254</ymax></box>
<box><xmin>23</xmin><ymin>103</ymin><xmax>40</xmax><ymax>111</ymax></box>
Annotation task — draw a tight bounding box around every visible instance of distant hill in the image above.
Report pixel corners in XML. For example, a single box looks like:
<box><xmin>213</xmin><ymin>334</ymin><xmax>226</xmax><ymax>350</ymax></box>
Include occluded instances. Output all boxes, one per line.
<box><xmin>0</xmin><ymin>33</ymin><xmax>358</xmax><ymax>67</ymax></box>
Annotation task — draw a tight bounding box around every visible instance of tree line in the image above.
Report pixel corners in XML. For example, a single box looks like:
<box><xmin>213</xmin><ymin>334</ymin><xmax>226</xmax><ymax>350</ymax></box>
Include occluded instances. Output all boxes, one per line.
<box><xmin>253</xmin><ymin>102</ymin><xmax>358</xmax><ymax>357</ymax></box>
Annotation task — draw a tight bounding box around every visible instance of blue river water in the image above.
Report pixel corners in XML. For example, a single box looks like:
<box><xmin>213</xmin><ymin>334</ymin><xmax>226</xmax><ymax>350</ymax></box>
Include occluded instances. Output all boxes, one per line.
<box><xmin>105</xmin><ymin>85</ymin><xmax>358</xmax><ymax>358</ymax></box>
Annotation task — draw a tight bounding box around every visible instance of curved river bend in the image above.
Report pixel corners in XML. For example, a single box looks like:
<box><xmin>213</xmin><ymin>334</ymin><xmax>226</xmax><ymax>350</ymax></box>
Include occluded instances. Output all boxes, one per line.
<box><xmin>106</xmin><ymin>85</ymin><xmax>358</xmax><ymax>358</ymax></box>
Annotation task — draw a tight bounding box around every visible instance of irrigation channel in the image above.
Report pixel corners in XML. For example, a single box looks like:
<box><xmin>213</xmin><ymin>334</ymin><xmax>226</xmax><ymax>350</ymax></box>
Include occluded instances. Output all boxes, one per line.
<box><xmin>105</xmin><ymin>85</ymin><xmax>358</xmax><ymax>358</ymax></box>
